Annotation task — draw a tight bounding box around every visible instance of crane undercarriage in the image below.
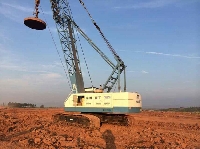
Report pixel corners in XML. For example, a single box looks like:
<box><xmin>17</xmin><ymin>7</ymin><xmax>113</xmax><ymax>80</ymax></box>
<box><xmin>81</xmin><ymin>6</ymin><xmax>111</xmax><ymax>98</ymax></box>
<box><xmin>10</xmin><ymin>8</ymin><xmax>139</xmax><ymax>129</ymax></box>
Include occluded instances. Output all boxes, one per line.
<box><xmin>52</xmin><ymin>112</ymin><xmax>134</xmax><ymax>129</ymax></box>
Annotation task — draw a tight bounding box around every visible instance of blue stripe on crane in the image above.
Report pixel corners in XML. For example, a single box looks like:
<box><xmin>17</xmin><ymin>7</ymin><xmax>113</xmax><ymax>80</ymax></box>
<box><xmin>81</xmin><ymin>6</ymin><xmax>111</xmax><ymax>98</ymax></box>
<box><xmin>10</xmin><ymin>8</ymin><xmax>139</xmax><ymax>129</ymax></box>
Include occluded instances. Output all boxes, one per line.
<box><xmin>64</xmin><ymin>107</ymin><xmax>141</xmax><ymax>113</ymax></box>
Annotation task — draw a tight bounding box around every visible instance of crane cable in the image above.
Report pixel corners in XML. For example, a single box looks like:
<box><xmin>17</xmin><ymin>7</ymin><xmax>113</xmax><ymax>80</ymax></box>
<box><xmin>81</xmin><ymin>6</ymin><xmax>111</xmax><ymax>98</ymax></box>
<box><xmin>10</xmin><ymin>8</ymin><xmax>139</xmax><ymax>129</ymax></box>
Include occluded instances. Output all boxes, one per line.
<box><xmin>66</xmin><ymin>1</ymin><xmax>94</xmax><ymax>88</ymax></box>
<box><xmin>79</xmin><ymin>0</ymin><xmax>123</xmax><ymax>63</ymax></box>
<box><xmin>39</xmin><ymin>6</ymin><xmax>72</xmax><ymax>90</ymax></box>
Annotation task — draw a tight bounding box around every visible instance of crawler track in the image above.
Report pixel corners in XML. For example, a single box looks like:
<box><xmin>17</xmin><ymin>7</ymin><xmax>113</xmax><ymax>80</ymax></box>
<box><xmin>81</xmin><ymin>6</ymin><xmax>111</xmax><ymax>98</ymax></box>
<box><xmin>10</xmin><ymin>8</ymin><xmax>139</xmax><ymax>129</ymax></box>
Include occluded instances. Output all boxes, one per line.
<box><xmin>82</xmin><ymin>113</ymin><xmax>134</xmax><ymax>126</ymax></box>
<box><xmin>52</xmin><ymin>113</ymin><xmax>100</xmax><ymax>129</ymax></box>
<box><xmin>52</xmin><ymin>112</ymin><xmax>134</xmax><ymax>129</ymax></box>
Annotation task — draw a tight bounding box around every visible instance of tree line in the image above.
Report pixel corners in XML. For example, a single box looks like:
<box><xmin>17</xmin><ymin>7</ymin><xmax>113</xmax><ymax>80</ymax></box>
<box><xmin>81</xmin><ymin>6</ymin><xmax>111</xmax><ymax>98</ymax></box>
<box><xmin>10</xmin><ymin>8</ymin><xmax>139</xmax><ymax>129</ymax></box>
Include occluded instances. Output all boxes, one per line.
<box><xmin>159</xmin><ymin>107</ymin><xmax>200</xmax><ymax>112</ymax></box>
<box><xmin>7</xmin><ymin>102</ymin><xmax>36</xmax><ymax>108</ymax></box>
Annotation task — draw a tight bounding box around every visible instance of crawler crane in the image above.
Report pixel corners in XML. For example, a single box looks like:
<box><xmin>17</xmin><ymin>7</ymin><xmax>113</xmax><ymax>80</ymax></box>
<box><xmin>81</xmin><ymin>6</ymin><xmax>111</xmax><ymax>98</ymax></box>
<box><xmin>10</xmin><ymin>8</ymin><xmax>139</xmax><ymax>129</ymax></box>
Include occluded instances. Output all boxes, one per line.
<box><xmin>24</xmin><ymin>0</ymin><xmax>142</xmax><ymax>128</ymax></box>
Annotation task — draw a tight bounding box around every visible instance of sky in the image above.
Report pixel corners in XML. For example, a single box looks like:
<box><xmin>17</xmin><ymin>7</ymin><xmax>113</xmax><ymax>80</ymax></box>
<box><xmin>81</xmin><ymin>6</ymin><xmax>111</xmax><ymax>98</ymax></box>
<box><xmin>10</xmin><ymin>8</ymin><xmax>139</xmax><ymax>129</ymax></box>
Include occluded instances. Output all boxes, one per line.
<box><xmin>0</xmin><ymin>0</ymin><xmax>199</xmax><ymax>108</ymax></box>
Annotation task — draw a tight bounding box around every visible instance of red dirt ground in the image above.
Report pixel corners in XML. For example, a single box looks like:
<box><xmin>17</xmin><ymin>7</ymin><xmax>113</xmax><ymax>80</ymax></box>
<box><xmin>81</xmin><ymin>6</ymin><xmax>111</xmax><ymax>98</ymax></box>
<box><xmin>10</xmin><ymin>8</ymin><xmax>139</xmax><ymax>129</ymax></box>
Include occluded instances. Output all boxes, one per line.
<box><xmin>0</xmin><ymin>108</ymin><xmax>199</xmax><ymax>149</ymax></box>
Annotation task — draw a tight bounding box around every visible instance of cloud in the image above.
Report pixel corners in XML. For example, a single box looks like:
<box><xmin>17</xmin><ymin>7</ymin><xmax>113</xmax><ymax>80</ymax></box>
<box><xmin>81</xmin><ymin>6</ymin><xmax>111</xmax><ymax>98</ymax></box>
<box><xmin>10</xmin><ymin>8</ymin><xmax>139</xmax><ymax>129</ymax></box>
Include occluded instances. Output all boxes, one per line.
<box><xmin>1</xmin><ymin>2</ymin><xmax>33</xmax><ymax>13</ymax></box>
<box><xmin>0</xmin><ymin>50</ymin><xmax>64</xmax><ymax>90</ymax></box>
<box><xmin>40</xmin><ymin>61</ymin><xmax>63</xmax><ymax>69</ymax></box>
<box><xmin>0</xmin><ymin>62</ymin><xmax>55</xmax><ymax>73</ymax></box>
<box><xmin>0</xmin><ymin>54</ymin><xmax>26</xmax><ymax>72</ymax></box>
<box><xmin>0</xmin><ymin>53</ymin><xmax>64</xmax><ymax>83</ymax></box>
<box><xmin>0</xmin><ymin>2</ymin><xmax>51</xmax><ymax>23</ymax></box>
<box><xmin>114</xmin><ymin>0</ymin><xmax>180</xmax><ymax>9</ymax></box>
<box><xmin>0</xmin><ymin>5</ymin><xmax>18</xmax><ymax>22</ymax></box>
<box><xmin>0</xmin><ymin>72</ymin><xmax>63</xmax><ymax>90</ymax></box>
<box><xmin>145</xmin><ymin>51</ymin><xmax>200</xmax><ymax>59</ymax></box>
<box><xmin>0</xmin><ymin>62</ymin><xmax>63</xmax><ymax>74</ymax></box>
<box><xmin>118</xmin><ymin>50</ymin><xmax>200</xmax><ymax>59</ymax></box>
<box><xmin>0</xmin><ymin>2</ymin><xmax>28</xmax><ymax>23</ymax></box>
<box><xmin>1</xmin><ymin>2</ymin><xmax>52</xmax><ymax>15</ymax></box>
<box><xmin>0</xmin><ymin>53</ymin><xmax>64</xmax><ymax>86</ymax></box>
<box><xmin>0</xmin><ymin>31</ymin><xmax>13</xmax><ymax>44</ymax></box>
<box><xmin>126</xmin><ymin>70</ymin><xmax>149</xmax><ymax>74</ymax></box>
<box><xmin>0</xmin><ymin>64</ymin><xmax>23</xmax><ymax>70</ymax></box>
<box><xmin>40</xmin><ymin>73</ymin><xmax>62</xmax><ymax>79</ymax></box>
<box><xmin>127</xmin><ymin>70</ymin><xmax>135</xmax><ymax>73</ymax></box>
<box><xmin>0</xmin><ymin>48</ymin><xmax>65</xmax><ymax>88</ymax></box>
<box><xmin>142</xmin><ymin>70</ymin><xmax>149</xmax><ymax>74</ymax></box>
<box><xmin>0</xmin><ymin>44</ymin><xmax>8</xmax><ymax>54</ymax></box>
<box><xmin>0</xmin><ymin>45</ymin><xmax>62</xmax><ymax>73</ymax></box>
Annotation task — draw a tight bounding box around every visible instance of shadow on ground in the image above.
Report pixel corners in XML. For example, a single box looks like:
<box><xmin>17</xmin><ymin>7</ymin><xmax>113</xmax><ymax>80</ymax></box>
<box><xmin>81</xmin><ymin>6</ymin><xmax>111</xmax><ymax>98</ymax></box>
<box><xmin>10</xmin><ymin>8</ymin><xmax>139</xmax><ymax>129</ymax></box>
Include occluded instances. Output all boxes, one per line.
<box><xmin>102</xmin><ymin>129</ymin><xmax>116</xmax><ymax>149</ymax></box>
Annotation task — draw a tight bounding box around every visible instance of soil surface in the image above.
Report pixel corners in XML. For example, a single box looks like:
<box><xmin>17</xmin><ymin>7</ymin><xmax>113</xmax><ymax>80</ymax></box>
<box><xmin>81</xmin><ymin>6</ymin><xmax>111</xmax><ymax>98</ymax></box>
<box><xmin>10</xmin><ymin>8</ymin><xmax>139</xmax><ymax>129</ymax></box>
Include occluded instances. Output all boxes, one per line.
<box><xmin>0</xmin><ymin>108</ymin><xmax>199</xmax><ymax>149</ymax></box>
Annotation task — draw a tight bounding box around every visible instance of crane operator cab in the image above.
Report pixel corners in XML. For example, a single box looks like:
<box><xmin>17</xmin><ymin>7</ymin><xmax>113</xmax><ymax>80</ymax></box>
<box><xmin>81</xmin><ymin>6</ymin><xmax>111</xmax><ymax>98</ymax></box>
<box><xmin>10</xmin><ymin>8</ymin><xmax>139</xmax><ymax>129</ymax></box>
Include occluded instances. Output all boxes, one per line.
<box><xmin>73</xmin><ymin>95</ymin><xmax>85</xmax><ymax>106</ymax></box>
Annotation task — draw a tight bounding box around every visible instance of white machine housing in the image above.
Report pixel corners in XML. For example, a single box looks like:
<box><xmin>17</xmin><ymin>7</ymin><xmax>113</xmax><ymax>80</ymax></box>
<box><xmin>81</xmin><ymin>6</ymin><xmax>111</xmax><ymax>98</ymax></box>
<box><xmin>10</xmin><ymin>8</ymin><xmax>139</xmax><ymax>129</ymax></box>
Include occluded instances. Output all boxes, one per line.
<box><xmin>64</xmin><ymin>92</ymin><xmax>142</xmax><ymax>113</ymax></box>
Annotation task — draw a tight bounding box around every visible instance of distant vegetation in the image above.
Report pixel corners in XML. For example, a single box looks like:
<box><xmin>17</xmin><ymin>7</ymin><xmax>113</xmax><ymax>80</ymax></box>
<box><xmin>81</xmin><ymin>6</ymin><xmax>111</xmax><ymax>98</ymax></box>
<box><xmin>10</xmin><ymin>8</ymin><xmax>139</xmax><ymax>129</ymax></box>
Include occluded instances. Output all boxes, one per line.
<box><xmin>1</xmin><ymin>103</ymin><xmax>62</xmax><ymax>109</ymax></box>
<box><xmin>7</xmin><ymin>102</ymin><xmax>36</xmax><ymax>108</ymax></box>
<box><xmin>40</xmin><ymin>105</ymin><xmax>44</xmax><ymax>108</ymax></box>
<box><xmin>159</xmin><ymin>107</ymin><xmax>200</xmax><ymax>112</ymax></box>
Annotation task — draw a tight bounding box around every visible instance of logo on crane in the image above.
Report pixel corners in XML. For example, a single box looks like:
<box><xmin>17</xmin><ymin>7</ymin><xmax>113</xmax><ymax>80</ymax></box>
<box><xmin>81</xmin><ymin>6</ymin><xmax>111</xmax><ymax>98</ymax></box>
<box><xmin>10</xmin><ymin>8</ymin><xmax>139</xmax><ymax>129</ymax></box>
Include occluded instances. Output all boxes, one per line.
<box><xmin>104</xmin><ymin>96</ymin><xmax>111</xmax><ymax>99</ymax></box>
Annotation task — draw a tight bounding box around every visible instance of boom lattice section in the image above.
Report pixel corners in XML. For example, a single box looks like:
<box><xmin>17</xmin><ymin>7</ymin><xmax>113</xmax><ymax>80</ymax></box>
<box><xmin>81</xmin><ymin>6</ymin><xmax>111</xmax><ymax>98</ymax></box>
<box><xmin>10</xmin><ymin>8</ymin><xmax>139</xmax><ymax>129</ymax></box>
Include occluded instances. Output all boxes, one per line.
<box><xmin>50</xmin><ymin>0</ymin><xmax>84</xmax><ymax>93</ymax></box>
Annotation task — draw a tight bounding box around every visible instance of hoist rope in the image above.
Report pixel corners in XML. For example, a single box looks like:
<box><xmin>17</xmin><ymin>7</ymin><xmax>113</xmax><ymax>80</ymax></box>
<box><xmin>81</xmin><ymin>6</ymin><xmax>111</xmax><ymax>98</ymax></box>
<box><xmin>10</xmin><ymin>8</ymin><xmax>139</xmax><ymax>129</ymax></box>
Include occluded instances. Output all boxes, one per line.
<box><xmin>40</xmin><ymin>6</ymin><xmax>72</xmax><ymax>90</ymax></box>
<box><xmin>66</xmin><ymin>1</ymin><xmax>94</xmax><ymax>87</ymax></box>
<box><xmin>77</xmin><ymin>37</ymin><xmax>94</xmax><ymax>87</ymax></box>
<box><xmin>79</xmin><ymin>0</ymin><xmax>123</xmax><ymax>63</ymax></box>
<box><xmin>113</xmin><ymin>82</ymin><xmax>117</xmax><ymax>92</ymax></box>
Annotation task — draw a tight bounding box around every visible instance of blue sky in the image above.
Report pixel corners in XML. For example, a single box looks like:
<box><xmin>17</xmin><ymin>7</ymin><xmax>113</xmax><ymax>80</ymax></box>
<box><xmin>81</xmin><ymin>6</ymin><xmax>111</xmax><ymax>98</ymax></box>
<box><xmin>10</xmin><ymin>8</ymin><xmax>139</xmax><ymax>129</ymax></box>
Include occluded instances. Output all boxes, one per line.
<box><xmin>0</xmin><ymin>0</ymin><xmax>199</xmax><ymax>108</ymax></box>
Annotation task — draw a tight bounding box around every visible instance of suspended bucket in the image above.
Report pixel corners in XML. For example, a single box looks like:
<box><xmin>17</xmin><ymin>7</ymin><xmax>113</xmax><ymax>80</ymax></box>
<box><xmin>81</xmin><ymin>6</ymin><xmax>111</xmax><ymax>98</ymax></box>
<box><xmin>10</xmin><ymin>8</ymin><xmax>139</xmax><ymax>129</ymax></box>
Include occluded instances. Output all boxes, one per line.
<box><xmin>24</xmin><ymin>17</ymin><xmax>46</xmax><ymax>30</ymax></box>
